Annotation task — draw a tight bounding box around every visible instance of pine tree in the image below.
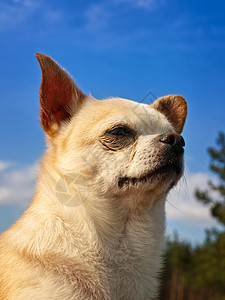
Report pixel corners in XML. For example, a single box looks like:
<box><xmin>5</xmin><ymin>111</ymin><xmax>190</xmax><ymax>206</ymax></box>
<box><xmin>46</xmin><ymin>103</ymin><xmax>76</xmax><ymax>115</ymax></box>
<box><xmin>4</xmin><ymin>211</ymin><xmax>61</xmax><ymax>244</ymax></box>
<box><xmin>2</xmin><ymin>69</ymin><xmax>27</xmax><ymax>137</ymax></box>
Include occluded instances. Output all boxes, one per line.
<box><xmin>158</xmin><ymin>132</ymin><xmax>225</xmax><ymax>300</ymax></box>
<box><xmin>195</xmin><ymin>131</ymin><xmax>225</xmax><ymax>226</ymax></box>
<box><xmin>193</xmin><ymin>131</ymin><xmax>225</xmax><ymax>299</ymax></box>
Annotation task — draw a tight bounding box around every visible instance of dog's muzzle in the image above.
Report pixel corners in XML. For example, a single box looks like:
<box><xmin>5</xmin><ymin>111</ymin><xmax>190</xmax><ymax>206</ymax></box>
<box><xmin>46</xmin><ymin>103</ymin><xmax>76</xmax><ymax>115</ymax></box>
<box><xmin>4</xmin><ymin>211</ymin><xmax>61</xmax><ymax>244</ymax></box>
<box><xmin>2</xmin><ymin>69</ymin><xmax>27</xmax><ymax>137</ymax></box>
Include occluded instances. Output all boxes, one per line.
<box><xmin>158</xmin><ymin>132</ymin><xmax>185</xmax><ymax>155</ymax></box>
<box><xmin>118</xmin><ymin>132</ymin><xmax>185</xmax><ymax>189</ymax></box>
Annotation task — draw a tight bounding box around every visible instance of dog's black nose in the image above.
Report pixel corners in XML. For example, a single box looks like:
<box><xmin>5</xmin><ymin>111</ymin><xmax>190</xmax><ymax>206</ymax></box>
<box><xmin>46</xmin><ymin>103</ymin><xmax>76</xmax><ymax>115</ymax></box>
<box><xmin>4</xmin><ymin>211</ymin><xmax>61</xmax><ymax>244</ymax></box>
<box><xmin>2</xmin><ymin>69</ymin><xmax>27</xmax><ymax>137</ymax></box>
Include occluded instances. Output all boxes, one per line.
<box><xmin>159</xmin><ymin>132</ymin><xmax>185</xmax><ymax>153</ymax></box>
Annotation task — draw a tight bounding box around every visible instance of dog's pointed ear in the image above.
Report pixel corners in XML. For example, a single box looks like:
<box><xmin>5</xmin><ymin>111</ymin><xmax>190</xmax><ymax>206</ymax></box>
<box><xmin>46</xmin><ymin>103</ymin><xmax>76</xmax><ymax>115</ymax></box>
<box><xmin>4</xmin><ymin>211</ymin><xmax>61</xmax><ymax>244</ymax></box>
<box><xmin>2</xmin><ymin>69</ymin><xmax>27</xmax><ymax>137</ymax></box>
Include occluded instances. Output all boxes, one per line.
<box><xmin>35</xmin><ymin>53</ymin><xmax>86</xmax><ymax>136</ymax></box>
<box><xmin>151</xmin><ymin>95</ymin><xmax>187</xmax><ymax>134</ymax></box>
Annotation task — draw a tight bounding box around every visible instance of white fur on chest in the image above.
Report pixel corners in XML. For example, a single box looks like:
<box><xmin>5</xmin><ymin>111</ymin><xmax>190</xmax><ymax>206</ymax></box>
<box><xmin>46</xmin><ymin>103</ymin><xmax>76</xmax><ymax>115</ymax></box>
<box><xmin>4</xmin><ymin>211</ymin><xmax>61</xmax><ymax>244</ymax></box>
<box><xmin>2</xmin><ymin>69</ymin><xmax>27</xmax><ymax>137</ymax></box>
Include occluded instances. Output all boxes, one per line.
<box><xmin>17</xmin><ymin>193</ymin><xmax>165</xmax><ymax>300</ymax></box>
<box><xmin>37</xmin><ymin>196</ymin><xmax>166</xmax><ymax>300</ymax></box>
<box><xmin>102</xmin><ymin>208</ymin><xmax>165</xmax><ymax>300</ymax></box>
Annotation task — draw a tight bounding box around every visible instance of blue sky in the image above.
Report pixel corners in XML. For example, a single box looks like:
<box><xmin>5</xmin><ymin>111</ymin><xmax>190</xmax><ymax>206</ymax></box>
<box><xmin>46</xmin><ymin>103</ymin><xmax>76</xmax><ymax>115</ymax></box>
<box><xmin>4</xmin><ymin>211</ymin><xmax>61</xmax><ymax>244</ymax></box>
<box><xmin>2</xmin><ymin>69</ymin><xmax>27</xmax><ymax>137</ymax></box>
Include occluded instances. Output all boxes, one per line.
<box><xmin>0</xmin><ymin>0</ymin><xmax>225</xmax><ymax>243</ymax></box>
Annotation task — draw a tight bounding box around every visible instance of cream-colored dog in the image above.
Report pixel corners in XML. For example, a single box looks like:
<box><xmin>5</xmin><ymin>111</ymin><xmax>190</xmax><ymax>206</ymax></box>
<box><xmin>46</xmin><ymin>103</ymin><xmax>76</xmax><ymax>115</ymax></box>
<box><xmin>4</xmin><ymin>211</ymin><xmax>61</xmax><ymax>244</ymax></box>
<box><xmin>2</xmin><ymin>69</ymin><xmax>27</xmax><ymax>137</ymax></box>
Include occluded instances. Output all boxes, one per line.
<box><xmin>0</xmin><ymin>54</ymin><xmax>187</xmax><ymax>300</ymax></box>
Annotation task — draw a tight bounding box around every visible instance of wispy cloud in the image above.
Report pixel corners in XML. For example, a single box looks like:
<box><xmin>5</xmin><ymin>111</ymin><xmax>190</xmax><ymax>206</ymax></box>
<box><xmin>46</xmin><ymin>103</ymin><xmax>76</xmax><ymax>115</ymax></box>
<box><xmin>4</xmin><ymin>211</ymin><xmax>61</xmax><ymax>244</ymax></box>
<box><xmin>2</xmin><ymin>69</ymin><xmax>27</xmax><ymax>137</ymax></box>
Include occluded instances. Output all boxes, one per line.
<box><xmin>167</xmin><ymin>172</ymin><xmax>219</xmax><ymax>228</ymax></box>
<box><xmin>0</xmin><ymin>161</ymin><xmax>10</xmax><ymax>172</ymax></box>
<box><xmin>44</xmin><ymin>9</ymin><xmax>64</xmax><ymax>23</ymax></box>
<box><xmin>0</xmin><ymin>0</ymin><xmax>63</xmax><ymax>30</ymax></box>
<box><xmin>0</xmin><ymin>0</ymin><xmax>40</xmax><ymax>30</ymax></box>
<box><xmin>0</xmin><ymin>161</ymin><xmax>38</xmax><ymax>208</ymax></box>
<box><xmin>84</xmin><ymin>4</ymin><xmax>110</xmax><ymax>31</ymax></box>
<box><xmin>83</xmin><ymin>0</ymin><xmax>163</xmax><ymax>33</ymax></box>
<box><xmin>114</xmin><ymin>0</ymin><xmax>165</xmax><ymax>10</ymax></box>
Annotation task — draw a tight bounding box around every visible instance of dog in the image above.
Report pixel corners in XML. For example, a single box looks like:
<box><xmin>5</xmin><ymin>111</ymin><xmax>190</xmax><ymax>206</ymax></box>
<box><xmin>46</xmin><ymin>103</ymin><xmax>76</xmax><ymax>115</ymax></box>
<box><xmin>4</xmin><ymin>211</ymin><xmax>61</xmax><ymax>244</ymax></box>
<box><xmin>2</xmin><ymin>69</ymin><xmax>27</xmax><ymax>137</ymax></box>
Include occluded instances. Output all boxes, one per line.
<box><xmin>0</xmin><ymin>54</ymin><xmax>187</xmax><ymax>299</ymax></box>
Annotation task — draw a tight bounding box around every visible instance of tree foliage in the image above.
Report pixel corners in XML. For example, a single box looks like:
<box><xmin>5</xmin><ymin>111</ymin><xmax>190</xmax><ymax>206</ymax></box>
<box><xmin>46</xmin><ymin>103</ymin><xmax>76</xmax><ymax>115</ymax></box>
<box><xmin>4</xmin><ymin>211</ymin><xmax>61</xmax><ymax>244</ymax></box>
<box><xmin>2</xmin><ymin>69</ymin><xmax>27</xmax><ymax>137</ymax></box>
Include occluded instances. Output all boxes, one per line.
<box><xmin>158</xmin><ymin>132</ymin><xmax>225</xmax><ymax>299</ymax></box>
<box><xmin>195</xmin><ymin>131</ymin><xmax>225</xmax><ymax>226</ymax></box>
<box><xmin>159</xmin><ymin>231</ymin><xmax>225</xmax><ymax>300</ymax></box>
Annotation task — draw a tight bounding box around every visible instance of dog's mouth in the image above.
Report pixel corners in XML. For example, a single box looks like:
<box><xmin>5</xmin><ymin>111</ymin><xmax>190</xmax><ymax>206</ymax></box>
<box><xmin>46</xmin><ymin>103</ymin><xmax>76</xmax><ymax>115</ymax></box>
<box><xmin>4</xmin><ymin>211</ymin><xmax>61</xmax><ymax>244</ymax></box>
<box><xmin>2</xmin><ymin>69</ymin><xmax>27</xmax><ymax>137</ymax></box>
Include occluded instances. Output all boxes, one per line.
<box><xmin>118</xmin><ymin>157</ymin><xmax>183</xmax><ymax>189</ymax></box>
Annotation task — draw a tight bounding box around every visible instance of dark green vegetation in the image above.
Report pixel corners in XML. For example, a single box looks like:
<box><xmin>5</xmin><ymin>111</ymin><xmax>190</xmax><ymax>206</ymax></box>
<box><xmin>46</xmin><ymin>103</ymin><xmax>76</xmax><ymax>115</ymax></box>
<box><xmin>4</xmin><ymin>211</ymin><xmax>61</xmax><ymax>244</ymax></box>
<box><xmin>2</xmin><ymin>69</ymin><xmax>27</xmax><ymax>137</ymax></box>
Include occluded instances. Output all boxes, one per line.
<box><xmin>158</xmin><ymin>132</ymin><xmax>225</xmax><ymax>300</ymax></box>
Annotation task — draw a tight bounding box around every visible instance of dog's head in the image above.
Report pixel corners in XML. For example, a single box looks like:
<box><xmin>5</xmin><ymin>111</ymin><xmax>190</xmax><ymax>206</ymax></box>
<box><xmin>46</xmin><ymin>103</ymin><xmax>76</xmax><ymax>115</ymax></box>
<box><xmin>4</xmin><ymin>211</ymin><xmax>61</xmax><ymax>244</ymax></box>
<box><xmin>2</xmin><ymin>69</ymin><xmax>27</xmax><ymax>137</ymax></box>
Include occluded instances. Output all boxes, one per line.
<box><xmin>36</xmin><ymin>53</ymin><xmax>187</xmax><ymax>211</ymax></box>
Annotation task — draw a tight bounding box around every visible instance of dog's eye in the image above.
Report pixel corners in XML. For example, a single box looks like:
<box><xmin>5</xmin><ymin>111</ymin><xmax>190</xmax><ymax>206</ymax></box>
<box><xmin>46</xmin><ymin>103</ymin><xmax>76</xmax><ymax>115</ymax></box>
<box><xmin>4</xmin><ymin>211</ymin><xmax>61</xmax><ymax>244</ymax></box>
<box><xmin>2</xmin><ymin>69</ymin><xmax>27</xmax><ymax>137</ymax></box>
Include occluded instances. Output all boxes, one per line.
<box><xmin>107</xmin><ymin>126</ymin><xmax>133</xmax><ymax>137</ymax></box>
<box><xmin>101</xmin><ymin>125</ymin><xmax>136</xmax><ymax>151</ymax></box>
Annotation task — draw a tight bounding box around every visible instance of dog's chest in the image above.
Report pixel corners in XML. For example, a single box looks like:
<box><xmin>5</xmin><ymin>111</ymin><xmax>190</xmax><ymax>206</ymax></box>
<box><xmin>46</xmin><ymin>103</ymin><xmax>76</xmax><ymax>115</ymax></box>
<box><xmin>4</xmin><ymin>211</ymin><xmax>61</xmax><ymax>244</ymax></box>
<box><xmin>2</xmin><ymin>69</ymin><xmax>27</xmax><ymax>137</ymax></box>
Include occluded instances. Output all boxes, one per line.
<box><xmin>67</xmin><ymin>218</ymin><xmax>161</xmax><ymax>299</ymax></box>
<box><xmin>103</xmin><ymin>231</ymin><xmax>159</xmax><ymax>298</ymax></box>
<box><xmin>50</xmin><ymin>228</ymin><xmax>159</xmax><ymax>299</ymax></box>
<box><xmin>48</xmin><ymin>237</ymin><xmax>155</xmax><ymax>300</ymax></box>
<box><xmin>47</xmin><ymin>211</ymin><xmax>164</xmax><ymax>299</ymax></box>
<box><xmin>105</xmin><ymin>249</ymin><xmax>152</xmax><ymax>298</ymax></box>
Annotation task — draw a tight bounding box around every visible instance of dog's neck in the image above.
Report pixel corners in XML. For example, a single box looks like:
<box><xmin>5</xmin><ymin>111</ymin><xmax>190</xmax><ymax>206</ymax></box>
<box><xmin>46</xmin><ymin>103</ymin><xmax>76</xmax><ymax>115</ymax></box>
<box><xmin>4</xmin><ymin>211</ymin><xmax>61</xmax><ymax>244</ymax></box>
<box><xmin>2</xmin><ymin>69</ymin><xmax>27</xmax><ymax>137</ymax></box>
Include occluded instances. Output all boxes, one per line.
<box><xmin>33</xmin><ymin>155</ymin><xmax>166</xmax><ymax>257</ymax></box>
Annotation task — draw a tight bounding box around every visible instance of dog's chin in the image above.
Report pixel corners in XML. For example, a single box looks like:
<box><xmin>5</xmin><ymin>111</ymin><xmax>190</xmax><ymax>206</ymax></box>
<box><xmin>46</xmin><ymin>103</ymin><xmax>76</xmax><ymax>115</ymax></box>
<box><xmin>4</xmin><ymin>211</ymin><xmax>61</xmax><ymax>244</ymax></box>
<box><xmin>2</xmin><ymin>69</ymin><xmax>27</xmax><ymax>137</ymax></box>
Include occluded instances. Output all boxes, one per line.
<box><xmin>118</xmin><ymin>160</ymin><xmax>183</xmax><ymax>192</ymax></box>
